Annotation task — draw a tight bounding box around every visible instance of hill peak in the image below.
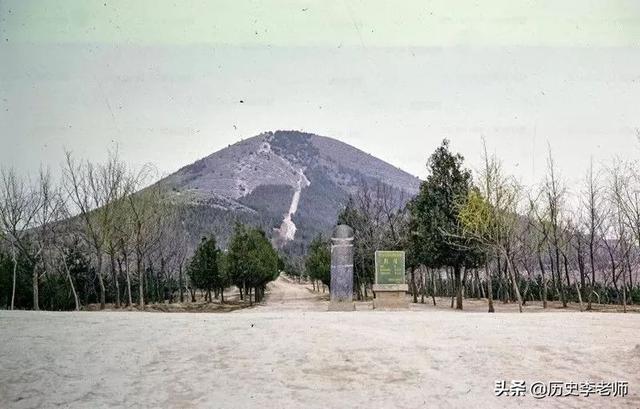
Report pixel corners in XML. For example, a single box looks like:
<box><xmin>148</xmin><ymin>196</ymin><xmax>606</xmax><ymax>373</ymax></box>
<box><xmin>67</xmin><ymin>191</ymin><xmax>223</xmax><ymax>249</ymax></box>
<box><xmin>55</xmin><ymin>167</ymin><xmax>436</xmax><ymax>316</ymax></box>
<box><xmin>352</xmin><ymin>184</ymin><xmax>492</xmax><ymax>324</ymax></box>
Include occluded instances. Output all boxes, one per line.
<box><xmin>162</xmin><ymin>131</ymin><xmax>420</xmax><ymax>248</ymax></box>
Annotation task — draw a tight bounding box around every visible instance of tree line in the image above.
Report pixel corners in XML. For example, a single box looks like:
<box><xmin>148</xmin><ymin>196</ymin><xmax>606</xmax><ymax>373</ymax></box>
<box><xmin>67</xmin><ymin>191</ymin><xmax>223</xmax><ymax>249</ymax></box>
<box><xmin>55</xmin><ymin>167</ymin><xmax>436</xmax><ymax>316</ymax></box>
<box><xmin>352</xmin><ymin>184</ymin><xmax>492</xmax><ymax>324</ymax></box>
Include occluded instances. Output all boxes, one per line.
<box><xmin>0</xmin><ymin>152</ymin><xmax>280</xmax><ymax>311</ymax></box>
<box><xmin>302</xmin><ymin>139</ymin><xmax>640</xmax><ymax>312</ymax></box>
<box><xmin>186</xmin><ymin>224</ymin><xmax>280</xmax><ymax>305</ymax></box>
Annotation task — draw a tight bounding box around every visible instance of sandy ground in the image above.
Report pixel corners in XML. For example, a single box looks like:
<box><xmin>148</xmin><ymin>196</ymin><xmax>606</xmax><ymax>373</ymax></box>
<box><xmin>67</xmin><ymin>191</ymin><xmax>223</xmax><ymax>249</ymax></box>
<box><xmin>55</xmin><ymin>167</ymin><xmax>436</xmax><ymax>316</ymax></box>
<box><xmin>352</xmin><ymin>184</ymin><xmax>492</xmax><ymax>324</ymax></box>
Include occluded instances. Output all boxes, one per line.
<box><xmin>1</xmin><ymin>276</ymin><xmax>639</xmax><ymax>409</ymax></box>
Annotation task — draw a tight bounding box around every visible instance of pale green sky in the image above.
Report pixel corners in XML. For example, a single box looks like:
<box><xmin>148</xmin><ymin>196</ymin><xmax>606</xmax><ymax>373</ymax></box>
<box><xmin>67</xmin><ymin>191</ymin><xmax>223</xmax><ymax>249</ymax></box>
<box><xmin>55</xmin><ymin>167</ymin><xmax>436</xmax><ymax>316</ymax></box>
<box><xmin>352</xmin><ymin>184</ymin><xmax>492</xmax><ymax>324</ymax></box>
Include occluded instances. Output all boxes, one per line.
<box><xmin>2</xmin><ymin>0</ymin><xmax>640</xmax><ymax>47</ymax></box>
<box><xmin>1</xmin><ymin>1</ymin><xmax>640</xmax><ymax>191</ymax></box>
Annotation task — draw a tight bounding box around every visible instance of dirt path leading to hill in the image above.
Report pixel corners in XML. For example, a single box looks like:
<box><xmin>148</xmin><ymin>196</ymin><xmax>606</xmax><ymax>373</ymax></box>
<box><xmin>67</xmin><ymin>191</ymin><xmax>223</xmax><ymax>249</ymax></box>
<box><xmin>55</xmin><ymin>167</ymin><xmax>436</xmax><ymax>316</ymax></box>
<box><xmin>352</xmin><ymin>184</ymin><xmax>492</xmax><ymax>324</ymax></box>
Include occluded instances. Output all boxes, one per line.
<box><xmin>247</xmin><ymin>274</ymin><xmax>327</xmax><ymax>312</ymax></box>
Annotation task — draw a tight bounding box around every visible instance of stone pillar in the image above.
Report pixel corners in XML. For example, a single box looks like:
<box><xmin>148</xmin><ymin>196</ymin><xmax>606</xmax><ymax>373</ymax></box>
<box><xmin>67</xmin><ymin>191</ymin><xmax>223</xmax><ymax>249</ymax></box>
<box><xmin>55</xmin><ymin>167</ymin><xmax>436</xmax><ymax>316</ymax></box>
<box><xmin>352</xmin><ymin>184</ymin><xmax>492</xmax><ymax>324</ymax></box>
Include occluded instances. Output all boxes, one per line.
<box><xmin>328</xmin><ymin>224</ymin><xmax>356</xmax><ymax>311</ymax></box>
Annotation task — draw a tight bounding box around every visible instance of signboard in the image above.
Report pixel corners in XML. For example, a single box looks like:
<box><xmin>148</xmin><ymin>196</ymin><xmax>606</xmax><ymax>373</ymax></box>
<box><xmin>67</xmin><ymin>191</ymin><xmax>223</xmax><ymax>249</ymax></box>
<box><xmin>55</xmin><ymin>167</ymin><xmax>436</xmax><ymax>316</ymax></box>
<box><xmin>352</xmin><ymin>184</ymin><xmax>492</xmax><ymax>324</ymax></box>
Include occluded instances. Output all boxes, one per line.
<box><xmin>375</xmin><ymin>251</ymin><xmax>406</xmax><ymax>285</ymax></box>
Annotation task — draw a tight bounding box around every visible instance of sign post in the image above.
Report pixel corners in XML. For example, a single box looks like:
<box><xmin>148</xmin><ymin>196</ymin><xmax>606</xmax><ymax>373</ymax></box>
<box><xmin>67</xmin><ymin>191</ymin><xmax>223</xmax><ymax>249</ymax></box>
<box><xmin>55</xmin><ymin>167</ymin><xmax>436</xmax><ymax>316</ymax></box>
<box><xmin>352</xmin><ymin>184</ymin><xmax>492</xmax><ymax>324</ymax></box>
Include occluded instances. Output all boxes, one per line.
<box><xmin>373</xmin><ymin>251</ymin><xmax>408</xmax><ymax>309</ymax></box>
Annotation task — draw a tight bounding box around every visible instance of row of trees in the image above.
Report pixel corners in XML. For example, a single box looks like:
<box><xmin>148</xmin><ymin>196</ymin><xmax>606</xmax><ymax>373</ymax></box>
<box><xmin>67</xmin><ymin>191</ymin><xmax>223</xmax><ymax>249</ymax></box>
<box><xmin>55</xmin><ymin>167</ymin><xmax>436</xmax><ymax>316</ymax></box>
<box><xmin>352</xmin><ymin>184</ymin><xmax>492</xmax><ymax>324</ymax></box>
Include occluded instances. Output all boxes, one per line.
<box><xmin>187</xmin><ymin>225</ymin><xmax>281</xmax><ymax>305</ymax></box>
<box><xmin>454</xmin><ymin>141</ymin><xmax>640</xmax><ymax>312</ymax></box>
<box><xmin>303</xmin><ymin>139</ymin><xmax>640</xmax><ymax>313</ymax></box>
<box><xmin>0</xmin><ymin>151</ymin><xmax>188</xmax><ymax>310</ymax></box>
<box><xmin>0</xmin><ymin>152</ymin><xmax>281</xmax><ymax>311</ymax></box>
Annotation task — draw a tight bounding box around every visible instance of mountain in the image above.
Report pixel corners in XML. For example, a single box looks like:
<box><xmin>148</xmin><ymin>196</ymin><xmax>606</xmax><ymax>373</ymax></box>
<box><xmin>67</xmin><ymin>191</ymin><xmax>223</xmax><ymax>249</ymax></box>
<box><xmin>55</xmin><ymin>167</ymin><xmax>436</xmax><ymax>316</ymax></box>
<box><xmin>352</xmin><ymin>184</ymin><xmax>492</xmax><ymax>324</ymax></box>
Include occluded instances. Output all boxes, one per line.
<box><xmin>160</xmin><ymin>131</ymin><xmax>421</xmax><ymax>252</ymax></box>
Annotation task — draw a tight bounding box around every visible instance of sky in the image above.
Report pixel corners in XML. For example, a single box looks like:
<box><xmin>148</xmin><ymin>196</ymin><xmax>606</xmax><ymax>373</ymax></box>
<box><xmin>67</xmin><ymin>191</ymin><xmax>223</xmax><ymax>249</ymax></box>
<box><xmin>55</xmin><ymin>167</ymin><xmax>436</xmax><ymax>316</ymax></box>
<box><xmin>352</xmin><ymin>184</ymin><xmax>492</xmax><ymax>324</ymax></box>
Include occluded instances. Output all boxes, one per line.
<box><xmin>1</xmin><ymin>0</ymin><xmax>640</xmax><ymax>192</ymax></box>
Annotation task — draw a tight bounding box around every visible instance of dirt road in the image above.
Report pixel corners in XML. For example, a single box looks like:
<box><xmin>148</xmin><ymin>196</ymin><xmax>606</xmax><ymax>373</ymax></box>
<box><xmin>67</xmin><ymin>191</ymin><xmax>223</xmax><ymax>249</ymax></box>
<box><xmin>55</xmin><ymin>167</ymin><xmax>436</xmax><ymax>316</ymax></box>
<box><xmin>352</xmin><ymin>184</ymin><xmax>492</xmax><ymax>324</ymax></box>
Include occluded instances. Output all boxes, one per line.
<box><xmin>248</xmin><ymin>274</ymin><xmax>327</xmax><ymax>311</ymax></box>
<box><xmin>1</xmin><ymin>277</ymin><xmax>639</xmax><ymax>409</ymax></box>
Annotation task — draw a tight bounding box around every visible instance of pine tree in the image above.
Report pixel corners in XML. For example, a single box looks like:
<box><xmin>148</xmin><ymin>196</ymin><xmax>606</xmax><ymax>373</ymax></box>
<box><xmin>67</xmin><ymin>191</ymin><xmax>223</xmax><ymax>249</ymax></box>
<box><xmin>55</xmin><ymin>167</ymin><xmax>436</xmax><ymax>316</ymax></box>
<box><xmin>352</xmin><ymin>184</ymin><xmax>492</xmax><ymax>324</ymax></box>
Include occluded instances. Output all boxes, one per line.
<box><xmin>410</xmin><ymin>139</ymin><xmax>480</xmax><ymax>310</ymax></box>
<box><xmin>305</xmin><ymin>235</ymin><xmax>331</xmax><ymax>288</ymax></box>
<box><xmin>187</xmin><ymin>236</ymin><xmax>220</xmax><ymax>302</ymax></box>
<box><xmin>227</xmin><ymin>224</ymin><xmax>279</xmax><ymax>305</ymax></box>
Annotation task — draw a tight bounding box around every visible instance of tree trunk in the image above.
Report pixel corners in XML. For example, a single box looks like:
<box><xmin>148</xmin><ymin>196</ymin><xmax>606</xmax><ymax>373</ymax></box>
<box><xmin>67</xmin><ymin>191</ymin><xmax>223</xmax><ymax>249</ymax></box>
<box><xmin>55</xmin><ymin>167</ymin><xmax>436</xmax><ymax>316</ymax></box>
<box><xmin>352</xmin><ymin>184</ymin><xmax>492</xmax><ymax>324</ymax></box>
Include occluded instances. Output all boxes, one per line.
<box><xmin>421</xmin><ymin>270</ymin><xmax>426</xmax><ymax>304</ymax></box>
<box><xmin>110</xmin><ymin>252</ymin><xmax>120</xmax><ymax>308</ymax></box>
<box><xmin>159</xmin><ymin>257</ymin><xmax>166</xmax><ymax>302</ymax></box>
<box><xmin>148</xmin><ymin>258</ymin><xmax>158</xmax><ymax>303</ymax></box>
<box><xmin>622</xmin><ymin>263</ymin><xmax>627</xmax><ymax>313</ymax></box>
<box><xmin>122</xmin><ymin>251</ymin><xmax>132</xmax><ymax>307</ymax></box>
<box><xmin>430</xmin><ymin>289</ymin><xmax>436</xmax><ymax>306</ymax></box>
<box><xmin>454</xmin><ymin>264</ymin><xmax>463</xmax><ymax>310</ymax></box>
<box><xmin>562</xmin><ymin>253</ymin><xmax>571</xmax><ymax>305</ymax></box>
<box><xmin>496</xmin><ymin>256</ymin><xmax>504</xmax><ymax>303</ymax></box>
<box><xmin>179</xmin><ymin>264</ymin><xmax>184</xmax><ymax>303</ymax></box>
<box><xmin>504</xmin><ymin>254</ymin><xmax>523</xmax><ymax>313</ymax></box>
<box><xmin>96</xmin><ymin>252</ymin><xmax>105</xmax><ymax>310</ymax></box>
<box><xmin>555</xmin><ymin>246</ymin><xmax>567</xmax><ymax>308</ymax></box>
<box><xmin>625</xmin><ymin>250</ymin><xmax>633</xmax><ymax>306</ymax></box>
<box><xmin>32</xmin><ymin>264</ymin><xmax>39</xmax><ymax>311</ymax></box>
<box><xmin>575</xmin><ymin>282</ymin><xmax>584</xmax><ymax>312</ymax></box>
<box><xmin>10</xmin><ymin>247</ymin><xmax>17</xmax><ymax>310</ymax></box>
<box><xmin>503</xmin><ymin>257</ymin><xmax>510</xmax><ymax>303</ymax></box>
<box><xmin>62</xmin><ymin>257</ymin><xmax>80</xmax><ymax>311</ymax></box>
<box><xmin>137</xmin><ymin>252</ymin><xmax>144</xmax><ymax>309</ymax></box>
<box><xmin>547</xmin><ymin>244</ymin><xmax>557</xmax><ymax>300</ymax></box>
<box><xmin>429</xmin><ymin>270</ymin><xmax>435</xmax><ymax>305</ymax></box>
<box><xmin>578</xmin><ymin>246</ymin><xmax>586</xmax><ymax>296</ymax></box>
<box><xmin>537</xmin><ymin>252</ymin><xmax>548</xmax><ymax>308</ymax></box>
<box><xmin>411</xmin><ymin>267</ymin><xmax>417</xmax><ymax>303</ymax></box>
<box><xmin>587</xmin><ymin>241</ymin><xmax>595</xmax><ymax>310</ymax></box>
<box><xmin>473</xmin><ymin>270</ymin><xmax>480</xmax><ymax>299</ymax></box>
<box><xmin>485</xmin><ymin>258</ymin><xmax>495</xmax><ymax>313</ymax></box>
<box><xmin>354</xmin><ymin>274</ymin><xmax>361</xmax><ymax>301</ymax></box>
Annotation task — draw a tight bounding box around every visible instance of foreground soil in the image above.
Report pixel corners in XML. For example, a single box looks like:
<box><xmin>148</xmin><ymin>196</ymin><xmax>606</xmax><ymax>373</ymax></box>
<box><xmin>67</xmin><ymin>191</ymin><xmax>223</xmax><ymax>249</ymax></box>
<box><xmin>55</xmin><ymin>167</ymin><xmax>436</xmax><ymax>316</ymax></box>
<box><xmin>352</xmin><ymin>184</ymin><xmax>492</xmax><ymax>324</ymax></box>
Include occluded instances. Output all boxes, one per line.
<box><xmin>1</xmin><ymin>277</ymin><xmax>639</xmax><ymax>408</ymax></box>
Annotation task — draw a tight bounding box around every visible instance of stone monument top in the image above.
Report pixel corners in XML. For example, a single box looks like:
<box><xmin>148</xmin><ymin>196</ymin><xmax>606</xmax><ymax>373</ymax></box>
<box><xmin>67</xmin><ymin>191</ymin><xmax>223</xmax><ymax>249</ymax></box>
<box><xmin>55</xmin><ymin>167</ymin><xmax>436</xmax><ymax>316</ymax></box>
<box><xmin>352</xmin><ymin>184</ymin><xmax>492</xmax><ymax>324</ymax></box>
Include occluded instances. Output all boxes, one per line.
<box><xmin>333</xmin><ymin>224</ymin><xmax>354</xmax><ymax>240</ymax></box>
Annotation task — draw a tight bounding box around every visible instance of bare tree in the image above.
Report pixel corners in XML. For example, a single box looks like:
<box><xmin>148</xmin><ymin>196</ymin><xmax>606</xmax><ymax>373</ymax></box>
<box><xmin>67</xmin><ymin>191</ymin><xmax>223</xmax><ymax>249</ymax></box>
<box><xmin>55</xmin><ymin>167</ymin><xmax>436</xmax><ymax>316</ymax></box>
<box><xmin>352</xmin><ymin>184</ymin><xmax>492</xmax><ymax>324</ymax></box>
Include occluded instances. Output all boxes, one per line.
<box><xmin>125</xmin><ymin>168</ymin><xmax>166</xmax><ymax>308</ymax></box>
<box><xmin>544</xmin><ymin>147</ymin><xmax>568</xmax><ymax>307</ymax></box>
<box><xmin>527</xmin><ymin>195</ymin><xmax>550</xmax><ymax>308</ymax></box>
<box><xmin>458</xmin><ymin>143</ymin><xmax>523</xmax><ymax>312</ymax></box>
<box><xmin>31</xmin><ymin>169</ymin><xmax>68</xmax><ymax>311</ymax></box>
<box><xmin>103</xmin><ymin>179</ymin><xmax>135</xmax><ymax>309</ymax></box>
<box><xmin>0</xmin><ymin>169</ymin><xmax>43</xmax><ymax>310</ymax></box>
<box><xmin>609</xmin><ymin>161</ymin><xmax>635</xmax><ymax>312</ymax></box>
<box><xmin>613</xmin><ymin>159</ymin><xmax>640</xmax><ymax>301</ymax></box>
<box><xmin>581</xmin><ymin>159</ymin><xmax>605</xmax><ymax>310</ymax></box>
<box><xmin>63</xmin><ymin>151</ymin><xmax>127</xmax><ymax>310</ymax></box>
<box><xmin>56</xmin><ymin>234</ymin><xmax>81</xmax><ymax>311</ymax></box>
<box><xmin>338</xmin><ymin>181</ymin><xmax>409</xmax><ymax>300</ymax></box>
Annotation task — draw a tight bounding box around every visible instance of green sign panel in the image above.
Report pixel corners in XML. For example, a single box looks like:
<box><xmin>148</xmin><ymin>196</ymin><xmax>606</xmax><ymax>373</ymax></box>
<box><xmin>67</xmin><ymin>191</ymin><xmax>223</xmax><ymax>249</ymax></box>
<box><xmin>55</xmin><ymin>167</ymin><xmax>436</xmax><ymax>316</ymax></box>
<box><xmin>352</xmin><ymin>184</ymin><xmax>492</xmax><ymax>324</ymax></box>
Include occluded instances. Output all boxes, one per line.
<box><xmin>375</xmin><ymin>251</ymin><xmax>406</xmax><ymax>285</ymax></box>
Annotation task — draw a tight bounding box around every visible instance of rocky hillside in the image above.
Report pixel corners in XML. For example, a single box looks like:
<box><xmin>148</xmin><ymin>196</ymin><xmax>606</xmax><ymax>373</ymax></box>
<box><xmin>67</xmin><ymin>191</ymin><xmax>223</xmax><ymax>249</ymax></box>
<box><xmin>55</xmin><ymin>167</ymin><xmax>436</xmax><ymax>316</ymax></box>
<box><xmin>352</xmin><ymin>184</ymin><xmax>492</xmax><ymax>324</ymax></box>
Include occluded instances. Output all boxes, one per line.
<box><xmin>160</xmin><ymin>131</ymin><xmax>421</xmax><ymax>252</ymax></box>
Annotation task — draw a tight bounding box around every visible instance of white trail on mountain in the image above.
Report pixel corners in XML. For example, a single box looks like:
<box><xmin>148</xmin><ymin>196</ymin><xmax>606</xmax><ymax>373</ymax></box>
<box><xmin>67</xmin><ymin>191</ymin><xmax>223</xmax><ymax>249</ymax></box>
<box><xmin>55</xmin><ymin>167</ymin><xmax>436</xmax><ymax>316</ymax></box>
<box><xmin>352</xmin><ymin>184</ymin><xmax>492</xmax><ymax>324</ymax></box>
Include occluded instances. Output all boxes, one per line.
<box><xmin>278</xmin><ymin>168</ymin><xmax>310</xmax><ymax>241</ymax></box>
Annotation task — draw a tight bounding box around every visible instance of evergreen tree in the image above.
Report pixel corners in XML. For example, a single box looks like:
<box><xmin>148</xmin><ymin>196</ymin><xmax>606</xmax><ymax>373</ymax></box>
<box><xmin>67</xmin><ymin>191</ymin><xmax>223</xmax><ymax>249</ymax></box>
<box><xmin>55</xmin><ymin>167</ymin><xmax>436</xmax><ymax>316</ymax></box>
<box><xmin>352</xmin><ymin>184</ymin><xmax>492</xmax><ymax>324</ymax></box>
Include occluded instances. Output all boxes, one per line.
<box><xmin>410</xmin><ymin>139</ymin><xmax>479</xmax><ymax>310</ymax></box>
<box><xmin>305</xmin><ymin>235</ymin><xmax>331</xmax><ymax>288</ymax></box>
<box><xmin>188</xmin><ymin>236</ymin><xmax>220</xmax><ymax>302</ymax></box>
<box><xmin>227</xmin><ymin>224</ymin><xmax>279</xmax><ymax>305</ymax></box>
<box><xmin>282</xmin><ymin>254</ymin><xmax>304</xmax><ymax>282</ymax></box>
